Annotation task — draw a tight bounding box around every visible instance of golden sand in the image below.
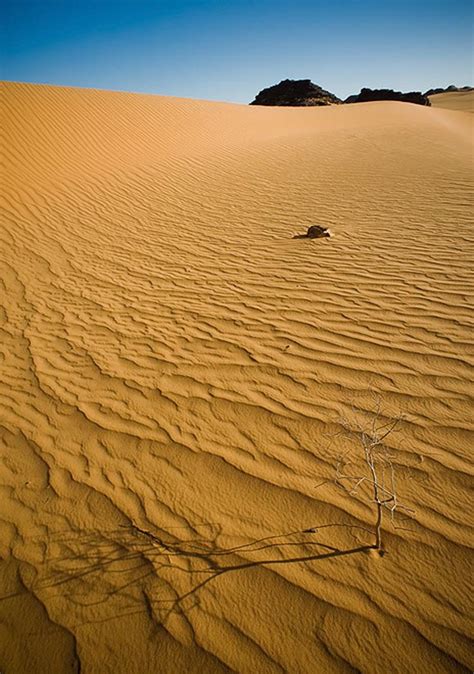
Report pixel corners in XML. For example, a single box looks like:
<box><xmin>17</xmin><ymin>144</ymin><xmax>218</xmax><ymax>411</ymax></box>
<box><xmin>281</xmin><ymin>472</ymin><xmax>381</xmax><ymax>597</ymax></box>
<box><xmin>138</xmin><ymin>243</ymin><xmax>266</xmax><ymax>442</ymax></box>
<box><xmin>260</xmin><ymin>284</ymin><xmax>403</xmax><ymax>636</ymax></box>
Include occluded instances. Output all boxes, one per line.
<box><xmin>429</xmin><ymin>90</ymin><xmax>474</xmax><ymax>113</ymax></box>
<box><xmin>1</xmin><ymin>82</ymin><xmax>473</xmax><ymax>673</ymax></box>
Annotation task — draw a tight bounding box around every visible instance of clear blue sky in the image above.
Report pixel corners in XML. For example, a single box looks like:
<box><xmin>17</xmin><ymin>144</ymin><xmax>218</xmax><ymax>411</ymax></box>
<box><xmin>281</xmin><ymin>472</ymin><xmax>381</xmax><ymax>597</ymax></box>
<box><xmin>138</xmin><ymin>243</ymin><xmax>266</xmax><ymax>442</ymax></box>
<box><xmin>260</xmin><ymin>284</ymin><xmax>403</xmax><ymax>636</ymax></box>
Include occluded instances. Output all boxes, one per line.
<box><xmin>1</xmin><ymin>0</ymin><xmax>472</xmax><ymax>102</ymax></box>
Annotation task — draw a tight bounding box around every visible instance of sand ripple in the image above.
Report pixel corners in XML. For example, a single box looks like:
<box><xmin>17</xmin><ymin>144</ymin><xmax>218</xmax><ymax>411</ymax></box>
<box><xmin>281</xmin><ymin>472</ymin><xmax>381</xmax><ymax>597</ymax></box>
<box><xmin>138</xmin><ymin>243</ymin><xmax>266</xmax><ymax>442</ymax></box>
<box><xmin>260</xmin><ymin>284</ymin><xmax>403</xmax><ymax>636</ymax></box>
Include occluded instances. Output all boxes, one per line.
<box><xmin>1</xmin><ymin>82</ymin><xmax>473</xmax><ymax>673</ymax></box>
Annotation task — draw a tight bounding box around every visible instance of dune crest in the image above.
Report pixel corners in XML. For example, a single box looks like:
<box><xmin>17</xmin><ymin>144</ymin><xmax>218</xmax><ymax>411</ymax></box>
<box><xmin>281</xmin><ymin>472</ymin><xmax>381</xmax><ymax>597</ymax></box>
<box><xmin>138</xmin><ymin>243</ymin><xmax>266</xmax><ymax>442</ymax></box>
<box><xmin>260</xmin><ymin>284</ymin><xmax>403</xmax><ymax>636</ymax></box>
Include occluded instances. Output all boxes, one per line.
<box><xmin>1</xmin><ymin>82</ymin><xmax>473</xmax><ymax>673</ymax></box>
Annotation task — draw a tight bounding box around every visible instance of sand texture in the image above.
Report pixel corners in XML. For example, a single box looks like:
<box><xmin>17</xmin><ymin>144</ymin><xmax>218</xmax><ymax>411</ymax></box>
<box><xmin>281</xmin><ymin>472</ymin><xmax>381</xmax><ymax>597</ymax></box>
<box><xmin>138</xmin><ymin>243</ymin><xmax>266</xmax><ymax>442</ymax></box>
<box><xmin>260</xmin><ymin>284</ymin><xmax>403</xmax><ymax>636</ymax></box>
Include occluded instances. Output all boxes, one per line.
<box><xmin>1</xmin><ymin>82</ymin><xmax>473</xmax><ymax>673</ymax></box>
<box><xmin>429</xmin><ymin>90</ymin><xmax>474</xmax><ymax>113</ymax></box>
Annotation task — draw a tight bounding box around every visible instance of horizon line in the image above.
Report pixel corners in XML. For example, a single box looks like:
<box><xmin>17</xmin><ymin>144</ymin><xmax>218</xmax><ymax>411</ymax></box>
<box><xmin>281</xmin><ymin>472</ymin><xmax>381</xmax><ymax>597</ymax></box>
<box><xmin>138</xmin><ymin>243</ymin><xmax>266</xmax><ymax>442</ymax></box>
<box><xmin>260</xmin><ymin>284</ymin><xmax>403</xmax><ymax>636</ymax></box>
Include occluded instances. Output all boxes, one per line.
<box><xmin>2</xmin><ymin>78</ymin><xmax>472</xmax><ymax>107</ymax></box>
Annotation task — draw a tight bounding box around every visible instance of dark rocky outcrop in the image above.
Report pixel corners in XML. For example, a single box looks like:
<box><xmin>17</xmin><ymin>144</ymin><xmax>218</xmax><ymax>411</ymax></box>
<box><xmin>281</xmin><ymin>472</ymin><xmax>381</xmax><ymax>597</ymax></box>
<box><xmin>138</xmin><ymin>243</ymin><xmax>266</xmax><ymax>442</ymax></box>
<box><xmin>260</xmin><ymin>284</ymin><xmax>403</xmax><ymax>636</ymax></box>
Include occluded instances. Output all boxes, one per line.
<box><xmin>293</xmin><ymin>225</ymin><xmax>331</xmax><ymax>240</ymax></box>
<box><xmin>344</xmin><ymin>94</ymin><xmax>361</xmax><ymax>104</ymax></box>
<box><xmin>424</xmin><ymin>85</ymin><xmax>473</xmax><ymax>96</ymax></box>
<box><xmin>345</xmin><ymin>88</ymin><xmax>430</xmax><ymax>106</ymax></box>
<box><xmin>250</xmin><ymin>79</ymin><xmax>341</xmax><ymax>106</ymax></box>
<box><xmin>306</xmin><ymin>225</ymin><xmax>330</xmax><ymax>238</ymax></box>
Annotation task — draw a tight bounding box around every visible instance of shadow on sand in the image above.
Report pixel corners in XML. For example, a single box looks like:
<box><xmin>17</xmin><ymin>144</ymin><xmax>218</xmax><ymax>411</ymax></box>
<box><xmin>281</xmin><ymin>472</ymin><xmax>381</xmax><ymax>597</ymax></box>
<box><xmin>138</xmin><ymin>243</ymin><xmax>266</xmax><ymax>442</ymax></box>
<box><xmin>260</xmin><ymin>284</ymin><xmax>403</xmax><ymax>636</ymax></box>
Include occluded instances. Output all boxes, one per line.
<box><xmin>1</xmin><ymin>522</ymin><xmax>377</xmax><ymax>628</ymax></box>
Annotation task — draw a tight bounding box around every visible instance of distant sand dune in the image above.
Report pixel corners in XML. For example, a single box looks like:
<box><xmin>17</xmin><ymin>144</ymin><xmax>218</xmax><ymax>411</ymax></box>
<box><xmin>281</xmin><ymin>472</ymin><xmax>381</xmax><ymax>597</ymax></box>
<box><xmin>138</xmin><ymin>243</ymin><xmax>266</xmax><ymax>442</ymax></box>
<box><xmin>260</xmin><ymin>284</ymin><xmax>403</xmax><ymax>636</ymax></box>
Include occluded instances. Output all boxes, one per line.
<box><xmin>429</xmin><ymin>90</ymin><xmax>474</xmax><ymax>113</ymax></box>
<box><xmin>1</xmin><ymin>82</ymin><xmax>473</xmax><ymax>673</ymax></box>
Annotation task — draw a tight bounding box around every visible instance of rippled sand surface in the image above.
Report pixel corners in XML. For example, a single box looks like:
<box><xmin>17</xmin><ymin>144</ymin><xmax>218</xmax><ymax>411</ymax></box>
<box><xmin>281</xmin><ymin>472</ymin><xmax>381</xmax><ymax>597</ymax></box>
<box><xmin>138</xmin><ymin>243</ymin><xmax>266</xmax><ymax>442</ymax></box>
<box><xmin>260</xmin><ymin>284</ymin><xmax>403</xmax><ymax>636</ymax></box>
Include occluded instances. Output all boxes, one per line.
<box><xmin>1</xmin><ymin>82</ymin><xmax>473</xmax><ymax>673</ymax></box>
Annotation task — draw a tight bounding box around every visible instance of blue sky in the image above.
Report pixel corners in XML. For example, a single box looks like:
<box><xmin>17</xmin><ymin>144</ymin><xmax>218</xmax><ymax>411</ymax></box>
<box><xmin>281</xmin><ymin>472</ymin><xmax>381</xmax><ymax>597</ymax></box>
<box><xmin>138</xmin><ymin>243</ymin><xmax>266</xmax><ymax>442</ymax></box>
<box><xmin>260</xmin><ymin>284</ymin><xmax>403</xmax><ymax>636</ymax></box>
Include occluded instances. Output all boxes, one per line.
<box><xmin>1</xmin><ymin>0</ymin><xmax>472</xmax><ymax>102</ymax></box>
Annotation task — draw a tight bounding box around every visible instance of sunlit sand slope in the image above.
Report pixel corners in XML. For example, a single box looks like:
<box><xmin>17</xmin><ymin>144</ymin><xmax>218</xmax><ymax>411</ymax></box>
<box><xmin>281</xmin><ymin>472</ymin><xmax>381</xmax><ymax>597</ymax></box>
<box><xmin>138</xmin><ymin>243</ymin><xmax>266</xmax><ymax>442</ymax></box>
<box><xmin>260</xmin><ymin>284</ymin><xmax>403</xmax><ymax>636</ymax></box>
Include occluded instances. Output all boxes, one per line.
<box><xmin>429</xmin><ymin>90</ymin><xmax>474</xmax><ymax>112</ymax></box>
<box><xmin>1</xmin><ymin>82</ymin><xmax>473</xmax><ymax>674</ymax></box>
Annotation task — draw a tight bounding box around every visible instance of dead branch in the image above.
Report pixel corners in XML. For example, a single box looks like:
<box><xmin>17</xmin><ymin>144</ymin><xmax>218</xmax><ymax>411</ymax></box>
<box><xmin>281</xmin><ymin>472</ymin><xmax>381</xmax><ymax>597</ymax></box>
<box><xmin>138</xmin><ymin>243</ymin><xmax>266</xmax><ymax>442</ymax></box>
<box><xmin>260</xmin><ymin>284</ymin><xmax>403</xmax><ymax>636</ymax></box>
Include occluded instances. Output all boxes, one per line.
<box><xmin>330</xmin><ymin>397</ymin><xmax>415</xmax><ymax>552</ymax></box>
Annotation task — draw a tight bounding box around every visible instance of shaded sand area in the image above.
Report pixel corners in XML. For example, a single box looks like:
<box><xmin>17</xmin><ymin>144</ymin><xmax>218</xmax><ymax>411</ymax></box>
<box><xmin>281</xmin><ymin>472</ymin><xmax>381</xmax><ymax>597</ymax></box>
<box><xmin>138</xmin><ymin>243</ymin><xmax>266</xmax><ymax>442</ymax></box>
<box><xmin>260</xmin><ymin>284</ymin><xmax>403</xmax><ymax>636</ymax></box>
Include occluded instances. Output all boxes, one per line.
<box><xmin>429</xmin><ymin>90</ymin><xmax>474</xmax><ymax>113</ymax></box>
<box><xmin>1</xmin><ymin>82</ymin><xmax>473</xmax><ymax>673</ymax></box>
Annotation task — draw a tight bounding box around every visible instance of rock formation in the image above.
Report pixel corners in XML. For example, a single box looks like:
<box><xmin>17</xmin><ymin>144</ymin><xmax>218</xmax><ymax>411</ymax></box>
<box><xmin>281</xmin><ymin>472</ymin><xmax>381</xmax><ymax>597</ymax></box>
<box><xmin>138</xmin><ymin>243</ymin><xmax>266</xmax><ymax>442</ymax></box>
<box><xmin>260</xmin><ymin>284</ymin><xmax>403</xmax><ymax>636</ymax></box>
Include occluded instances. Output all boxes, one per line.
<box><xmin>424</xmin><ymin>85</ymin><xmax>473</xmax><ymax>96</ymax></box>
<box><xmin>345</xmin><ymin>88</ymin><xmax>430</xmax><ymax>106</ymax></box>
<box><xmin>306</xmin><ymin>225</ymin><xmax>330</xmax><ymax>238</ymax></box>
<box><xmin>293</xmin><ymin>225</ymin><xmax>331</xmax><ymax>239</ymax></box>
<box><xmin>250</xmin><ymin>79</ymin><xmax>341</xmax><ymax>106</ymax></box>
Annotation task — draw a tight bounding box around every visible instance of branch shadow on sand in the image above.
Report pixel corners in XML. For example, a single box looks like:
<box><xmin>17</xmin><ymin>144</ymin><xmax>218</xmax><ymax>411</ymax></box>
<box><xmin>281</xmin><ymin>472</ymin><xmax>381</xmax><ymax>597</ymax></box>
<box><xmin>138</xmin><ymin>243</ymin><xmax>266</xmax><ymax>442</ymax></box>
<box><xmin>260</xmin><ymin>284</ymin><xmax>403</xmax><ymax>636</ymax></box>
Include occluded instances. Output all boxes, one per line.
<box><xmin>1</xmin><ymin>521</ymin><xmax>377</xmax><ymax>629</ymax></box>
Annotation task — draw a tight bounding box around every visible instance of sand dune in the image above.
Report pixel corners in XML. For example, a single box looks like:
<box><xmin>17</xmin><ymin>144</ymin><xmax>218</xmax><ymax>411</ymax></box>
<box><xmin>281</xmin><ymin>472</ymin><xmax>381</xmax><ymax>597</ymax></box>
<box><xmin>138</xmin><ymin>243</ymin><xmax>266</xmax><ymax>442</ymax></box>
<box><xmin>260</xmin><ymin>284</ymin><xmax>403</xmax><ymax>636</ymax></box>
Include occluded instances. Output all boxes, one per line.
<box><xmin>1</xmin><ymin>81</ymin><xmax>473</xmax><ymax>673</ymax></box>
<box><xmin>429</xmin><ymin>90</ymin><xmax>474</xmax><ymax>113</ymax></box>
